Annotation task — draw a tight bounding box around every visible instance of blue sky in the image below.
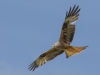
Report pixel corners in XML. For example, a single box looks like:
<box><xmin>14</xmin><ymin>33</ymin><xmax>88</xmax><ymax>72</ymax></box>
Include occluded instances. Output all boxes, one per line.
<box><xmin>0</xmin><ymin>0</ymin><xmax>100</xmax><ymax>75</ymax></box>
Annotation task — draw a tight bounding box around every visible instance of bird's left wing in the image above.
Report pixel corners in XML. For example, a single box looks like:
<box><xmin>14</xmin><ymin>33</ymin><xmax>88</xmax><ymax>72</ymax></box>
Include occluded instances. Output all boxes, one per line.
<box><xmin>59</xmin><ymin>5</ymin><xmax>80</xmax><ymax>44</ymax></box>
<box><xmin>28</xmin><ymin>47</ymin><xmax>64</xmax><ymax>71</ymax></box>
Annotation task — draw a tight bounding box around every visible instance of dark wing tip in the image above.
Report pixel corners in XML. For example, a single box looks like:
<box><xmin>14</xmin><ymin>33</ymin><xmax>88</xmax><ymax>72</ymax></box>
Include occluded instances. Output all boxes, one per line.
<box><xmin>65</xmin><ymin>5</ymin><xmax>81</xmax><ymax>19</ymax></box>
<box><xmin>28</xmin><ymin>61</ymin><xmax>37</xmax><ymax>71</ymax></box>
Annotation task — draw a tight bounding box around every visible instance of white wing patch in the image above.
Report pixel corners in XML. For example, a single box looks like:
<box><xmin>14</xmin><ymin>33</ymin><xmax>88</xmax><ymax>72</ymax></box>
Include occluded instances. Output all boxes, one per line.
<box><xmin>70</xmin><ymin>21</ymin><xmax>76</xmax><ymax>24</ymax></box>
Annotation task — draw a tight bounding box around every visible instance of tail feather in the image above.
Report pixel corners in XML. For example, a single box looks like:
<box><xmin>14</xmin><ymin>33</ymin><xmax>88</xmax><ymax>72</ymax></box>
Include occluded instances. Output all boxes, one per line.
<box><xmin>65</xmin><ymin>46</ymin><xmax>88</xmax><ymax>58</ymax></box>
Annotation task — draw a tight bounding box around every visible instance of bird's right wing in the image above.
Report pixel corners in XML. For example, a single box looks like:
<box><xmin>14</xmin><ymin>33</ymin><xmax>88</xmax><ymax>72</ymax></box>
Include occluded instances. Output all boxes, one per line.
<box><xmin>28</xmin><ymin>47</ymin><xmax>64</xmax><ymax>71</ymax></box>
<box><xmin>59</xmin><ymin>5</ymin><xmax>80</xmax><ymax>44</ymax></box>
<box><xmin>68</xmin><ymin>25</ymin><xmax>75</xmax><ymax>43</ymax></box>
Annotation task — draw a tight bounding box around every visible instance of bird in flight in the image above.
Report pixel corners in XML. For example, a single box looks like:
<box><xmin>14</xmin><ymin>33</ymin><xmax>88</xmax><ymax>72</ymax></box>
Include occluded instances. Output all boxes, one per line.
<box><xmin>28</xmin><ymin>5</ymin><xmax>88</xmax><ymax>71</ymax></box>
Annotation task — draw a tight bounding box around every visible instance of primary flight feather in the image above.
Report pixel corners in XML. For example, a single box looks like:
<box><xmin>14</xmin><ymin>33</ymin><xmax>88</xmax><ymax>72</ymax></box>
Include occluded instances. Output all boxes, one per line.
<box><xmin>28</xmin><ymin>5</ymin><xmax>88</xmax><ymax>71</ymax></box>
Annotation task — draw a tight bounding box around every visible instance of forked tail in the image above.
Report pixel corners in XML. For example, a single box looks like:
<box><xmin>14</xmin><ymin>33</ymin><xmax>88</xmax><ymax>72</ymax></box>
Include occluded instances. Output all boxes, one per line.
<box><xmin>65</xmin><ymin>46</ymin><xmax>88</xmax><ymax>58</ymax></box>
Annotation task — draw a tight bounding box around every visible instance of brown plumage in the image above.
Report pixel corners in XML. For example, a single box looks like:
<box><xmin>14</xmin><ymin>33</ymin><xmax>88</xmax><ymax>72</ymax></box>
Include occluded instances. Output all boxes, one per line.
<box><xmin>59</xmin><ymin>5</ymin><xmax>80</xmax><ymax>44</ymax></box>
<box><xmin>28</xmin><ymin>48</ymin><xmax>64</xmax><ymax>71</ymax></box>
<box><xmin>28</xmin><ymin>5</ymin><xmax>88</xmax><ymax>71</ymax></box>
<box><xmin>65</xmin><ymin>46</ymin><xmax>88</xmax><ymax>58</ymax></box>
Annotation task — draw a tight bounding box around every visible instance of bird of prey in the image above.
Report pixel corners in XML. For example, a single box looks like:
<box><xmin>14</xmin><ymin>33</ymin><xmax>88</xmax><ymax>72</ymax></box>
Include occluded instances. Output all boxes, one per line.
<box><xmin>28</xmin><ymin>5</ymin><xmax>88</xmax><ymax>71</ymax></box>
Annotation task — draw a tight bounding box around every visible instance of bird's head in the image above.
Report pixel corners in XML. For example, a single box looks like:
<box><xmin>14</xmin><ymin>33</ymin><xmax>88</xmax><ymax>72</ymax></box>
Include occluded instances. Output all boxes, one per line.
<box><xmin>52</xmin><ymin>42</ymin><xmax>60</xmax><ymax>47</ymax></box>
<box><xmin>52</xmin><ymin>43</ymin><xmax>56</xmax><ymax>47</ymax></box>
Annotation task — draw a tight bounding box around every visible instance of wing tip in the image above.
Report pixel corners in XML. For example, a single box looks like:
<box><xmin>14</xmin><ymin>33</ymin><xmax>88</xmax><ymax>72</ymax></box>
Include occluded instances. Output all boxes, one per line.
<box><xmin>28</xmin><ymin>61</ymin><xmax>37</xmax><ymax>71</ymax></box>
<box><xmin>65</xmin><ymin>5</ymin><xmax>81</xmax><ymax>19</ymax></box>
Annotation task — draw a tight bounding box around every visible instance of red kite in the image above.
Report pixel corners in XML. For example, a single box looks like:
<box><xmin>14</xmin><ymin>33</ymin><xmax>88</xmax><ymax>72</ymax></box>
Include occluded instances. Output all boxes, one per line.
<box><xmin>28</xmin><ymin>5</ymin><xmax>88</xmax><ymax>71</ymax></box>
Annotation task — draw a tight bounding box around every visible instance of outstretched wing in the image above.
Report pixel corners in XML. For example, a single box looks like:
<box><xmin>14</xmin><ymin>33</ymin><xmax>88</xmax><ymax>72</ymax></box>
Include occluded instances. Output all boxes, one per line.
<box><xmin>65</xmin><ymin>46</ymin><xmax>88</xmax><ymax>58</ymax></box>
<box><xmin>59</xmin><ymin>5</ymin><xmax>80</xmax><ymax>44</ymax></box>
<box><xmin>28</xmin><ymin>48</ymin><xmax>64</xmax><ymax>71</ymax></box>
<box><xmin>68</xmin><ymin>25</ymin><xmax>75</xmax><ymax>43</ymax></box>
